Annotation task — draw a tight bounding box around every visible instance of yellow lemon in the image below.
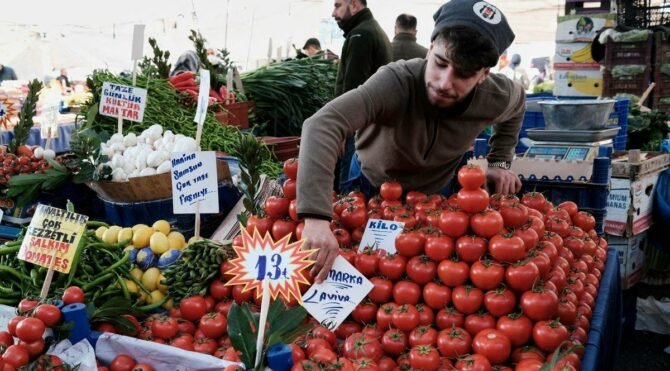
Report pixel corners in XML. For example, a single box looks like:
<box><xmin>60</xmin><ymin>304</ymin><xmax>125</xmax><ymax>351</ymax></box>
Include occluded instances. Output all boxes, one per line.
<box><xmin>132</xmin><ymin>224</ymin><xmax>150</xmax><ymax>233</ymax></box>
<box><xmin>141</xmin><ymin>267</ymin><xmax>160</xmax><ymax>291</ymax></box>
<box><xmin>130</xmin><ymin>267</ymin><xmax>143</xmax><ymax>281</ymax></box>
<box><xmin>157</xmin><ymin>273</ymin><xmax>168</xmax><ymax>294</ymax></box>
<box><xmin>152</xmin><ymin>219</ymin><xmax>171</xmax><ymax>235</ymax></box>
<box><xmin>102</xmin><ymin>226</ymin><xmax>122</xmax><ymax>244</ymax></box>
<box><xmin>162</xmin><ymin>298</ymin><xmax>174</xmax><ymax>310</ymax></box>
<box><xmin>149</xmin><ymin>232</ymin><xmax>169</xmax><ymax>255</ymax></box>
<box><xmin>147</xmin><ymin>290</ymin><xmax>165</xmax><ymax>304</ymax></box>
<box><xmin>117</xmin><ymin>227</ymin><xmax>133</xmax><ymax>245</ymax></box>
<box><xmin>167</xmin><ymin>231</ymin><xmax>186</xmax><ymax>250</ymax></box>
<box><xmin>124</xmin><ymin>279</ymin><xmax>139</xmax><ymax>294</ymax></box>
<box><xmin>132</xmin><ymin>226</ymin><xmax>153</xmax><ymax>248</ymax></box>
<box><xmin>95</xmin><ymin>226</ymin><xmax>108</xmax><ymax>240</ymax></box>
<box><xmin>137</xmin><ymin>291</ymin><xmax>147</xmax><ymax>304</ymax></box>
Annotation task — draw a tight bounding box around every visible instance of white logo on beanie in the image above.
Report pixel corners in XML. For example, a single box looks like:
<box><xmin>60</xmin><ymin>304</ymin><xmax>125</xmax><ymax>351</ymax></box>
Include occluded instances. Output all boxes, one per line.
<box><xmin>472</xmin><ymin>1</ymin><xmax>502</xmax><ymax>25</ymax></box>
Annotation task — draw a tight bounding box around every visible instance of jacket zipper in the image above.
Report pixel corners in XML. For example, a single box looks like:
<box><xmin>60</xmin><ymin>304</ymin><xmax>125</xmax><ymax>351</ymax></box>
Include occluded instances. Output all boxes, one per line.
<box><xmin>423</xmin><ymin>117</ymin><xmax>438</xmax><ymax>160</ymax></box>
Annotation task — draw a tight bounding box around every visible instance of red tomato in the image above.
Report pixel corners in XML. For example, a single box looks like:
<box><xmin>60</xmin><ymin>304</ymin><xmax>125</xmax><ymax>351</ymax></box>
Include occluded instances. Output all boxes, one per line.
<box><xmin>351</xmin><ymin>358</ymin><xmax>379</xmax><ymax>371</ymax></box>
<box><xmin>496</xmin><ymin>314</ymin><xmax>533</xmax><ymax>347</ymax></box>
<box><xmin>454</xmin><ymin>354</ymin><xmax>492</xmax><ymax>371</ymax></box>
<box><xmin>271</xmin><ymin>219</ymin><xmax>296</xmax><ymax>240</ymax></box>
<box><xmin>333</xmin><ymin>228</ymin><xmax>352</xmax><ymax>248</ymax></box>
<box><xmin>528</xmin><ymin>251</ymin><xmax>551</xmax><ymax>278</ymax></box>
<box><xmin>510</xmin><ymin>346</ymin><xmax>545</xmax><ymax>363</ymax></box>
<box><xmin>110</xmin><ymin>355</ymin><xmax>137</xmax><ymax>371</ymax></box>
<box><xmin>435</xmin><ymin>307</ymin><xmax>465</xmax><ymax>330</ymax></box>
<box><xmin>572</xmin><ymin>211</ymin><xmax>596</xmax><ymax>232</ymax></box>
<box><xmin>557</xmin><ymin>299</ymin><xmax>578</xmax><ymax>326</ymax></box>
<box><xmin>209</xmin><ymin>280</ymin><xmax>231</xmax><ymax>301</ymax></box>
<box><xmin>392</xmin><ymin>304</ymin><xmax>420</xmax><ymax>332</ymax></box>
<box><xmin>265</xmin><ymin>196</ymin><xmax>290</xmax><ymax>218</ymax></box>
<box><xmin>483</xmin><ymin>287</ymin><xmax>516</xmax><ymax>317</ymax></box>
<box><xmin>406</xmin><ymin>256</ymin><xmax>437</xmax><ymax>285</ymax></box>
<box><xmin>352</xmin><ymin>302</ymin><xmax>378</xmax><ymax>324</ymax></box>
<box><xmin>171</xmin><ymin>334</ymin><xmax>195</xmax><ymax>351</ymax></box>
<box><xmin>545</xmin><ymin>217</ymin><xmax>571</xmax><ymax>238</ymax></box>
<box><xmin>380</xmin><ymin>181</ymin><xmax>403</xmax><ymax>201</ymax></box>
<box><xmin>499</xmin><ymin>204</ymin><xmax>529</xmax><ymax>229</ymax></box>
<box><xmin>393</xmin><ymin>281</ymin><xmax>422</xmax><ymax>305</ymax></box>
<box><xmin>470</xmin><ymin>209</ymin><xmax>504</xmax><ymax>238</ymax></box>
<box><xmin>558</xmin><ymin>201</ymin><xmax>578</xmax><ymax>216</ymax></box>
<box><xmin>310</xmin><ymin>348</ymin><xmax>337</xmax><ymax>365</ymax></box>
<box><xmin>455</xmin><ymin>235</ymin><xmax>488</xmax><ymax>263</ymax></box>
<box><xmin>362</xmin><ymin>324</ymin><xmax>384</xmax><ymax>341</ymax></box>
<box><xmin>409</xmin><ymin>326</ymin><xmax>438</xmax><ymax>347</ymax></box>
<box><xmin>439</xmin><ymin>209</ymin><xmax>470</xmax><ymax>238</ymax></box>
<box><xmin>395</xmin><ymin>231</ymin><xmax>426</xmax><ymax>257</ymax></box>
<box><xmin>0</xmin><ymin>331</ymin><xmax>14</xmax><ymax>348</ymax></box>
<box><xmin>34</xmin><ymin>304</ymin><xmax>61</xmax><ymax>327</ymax></box>
<box><xmin>457</xmin><ymin>188</ymin><xmax>489</xmax><ymax>214</ymax></box>
<box><xmin>381</xmin><ymin>329</ymin><xmax>408</xmax><ymax>357</ymax></box>
<box><xmin>464</xmin><ymin>312</ymin><xmax>496</xmax><ymax>337</ymax></box>
<box><xmin>409</xmin><ymin>345</ymin><xmax>440</xmax><ymax>370</ymax></box>
<box><xmin>283</xmin><ymin>158</ymin><xmax>298</xmax><ymax>180</ymax></box>
<box><xmin>369</xmin><ymin>277</ymin><xmax>393</xmax><ymax>304</ymax></box>
<box><xmin>33</xmin><ymin>354</ymin><xmax>65</xmax><ymax>371</ymax></box>
<box><xmin>378</xmin><ymin>356</ymin><xmax>397</xmax><ymax>371</ymax></box>
<box><xmin>199</xmin><ymin>312</ymin><xmax>227</xmax><ymax>339</ymax></box>
<box><xmin>532</xmin><ymin>320</ymin><xmax>569</xmax><ymax>353</ymax></box>
<box><xmin>310</xmin><ymin>325</ymin><xmax>337</xmax><ymax>347</ymax></box>
<box><xmin>282</xmin><ymin>178</ymin><xmax>297</xmax><ymax>200</ymax></box>
<box><xmin>18</xmin><ymin>338</ymin><xmax>44</xmax><ymax>357</ymax></box>
<box><xmin>17</xmin><ymin>299</ymin><xmax>38</xmax><ymax>314</ymax></box>
<box><xmin>520</xmin><ymin>288</ymin><xmax>558</xmax><ymax>322</ymax></box>
<box><xmin>15</xmin><ymin>317</ymin><xmax>45</xmax><ymax>342</ymax></box>
<box><xmin>376</xmin><ymin>303</ymin><xmax>398</xmax><ymax>330</ymax></box>
<box><xmin>406</xmin><ymin>191</ymin><xmax>428</xmax><ymax>206</ymax></box>
<box><xmin>133</xmin><ymin>364</ymin><xmax>154</xmax><ymax>371</ymax></box>
<box><xmin>423</xmin><ymin>282</ymin><xmax>451</xmax><ymax>310</ymax></box>
<box><xmin>341</xmin><ymin>205</ymin><xmax>368</xmax><ymax>230</ymax></box>
<box><xmin>505</xmin><ymin>260</ymin><xmax>540</xmax><ymax>292</ymax></box>
<box><xmin>437</xmin><ymin>259</ymin><xmax>470</xmax><ymax>287</ymax></box>
<box><xmin>343</xmin><ymin>333</ymin><xmax>383</xmax><ymax>361</ymax></box>
<box><xmin>335</xmin><ymin>321</ymin><xmax>362</xmax><ymax>340</ymax></box>
<box><xmin>246</xmin><ymin>215</ymin><xmax>274</xmax><ymax>236</ymax></box>
<box><xmin>2</xmin><ymin>344</ymin><xmax>30</xmax><ymax>368</ymax></box>
<box><xmin>416</xmin><ymin>304</ymin><xmax>435</xmax><ymax>326</ymax></box>
<box><xmin>514</xmin><ymin>359</ymin><xmax>544</xmax><ymax>371</ymax></box>
<box><xmin>193</xmin><ymin>338</ymin><xmax>218</xmax><ymax>355</ymax></box>
<box><xmin>472</xmin><ymin>329</ymin><xmax>511</xmax><ymax>365</ymax></box>
<box><xmin>231</xmin><ymin>285</ymin><xmax>254</xmax><ymax>305</ymax></box>
<box><xmin>151</xmin><ymin>316</ymin><xmax>179</xmax><ymax>340</ymax></box>
<box><xmin>62</xmin><ymin>286</ymin><xmax>85</xmax><ymax>305</ymax></box>
<box><xmin>424</xmin><ymin>236</ymin><xmax>454</xmax><ymax>262</ymax></box>
<box><xmin>437</xmin><ymin>326</ymin><xmax>472</xmax><ymax>358</ymax></box>
<box><xmin>378</xmin><ymin>254</ymin><xmax>406</xmax><ymax>281</ymax></box>
<box><xmin>521</xmin><ymin>192</ymin><xmax>547</xmax><ymax>211</ymax></box>
<box><xmin>452</xmin><ymin>285</ymin><xmax>484</xmax><ymax>314</ymax></box>
<box><xmin>488</xmin><ymin>234</ymin><xmax>526</xmax><ymax>263</ymax></box>
<box><xmin>180</xmin><ymin>296</ymin><xmax>208</xmax><ymax>321</ymax></box>
<box><xmin>458</xmin><ymin>165</ymin><xmax>486</xmax><ymax>190</ymax></box>
<box><xmin>513</xmin><ymin>227</ymin><xmax>539</xmax><ymax>251</ymax></box>
<box><xmin>527</xmin><ymin>216</ymin><xmax>545</xmax><ymax>239</ymax></box>
<box><xmin>355</xmin><ymin>250</ymin><xmax>379</xmax><ymax>277</ymax></box>
<box><xmin>469</xmin><ymin>259</ymin><xmax>504</xmax><ymax>291</ymax></box>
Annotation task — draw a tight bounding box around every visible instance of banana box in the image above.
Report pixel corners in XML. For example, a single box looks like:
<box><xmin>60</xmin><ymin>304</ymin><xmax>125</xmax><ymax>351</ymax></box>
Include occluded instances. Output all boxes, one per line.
<box><xmin>556</xmin><ymin>13</ymin><xmax>616</xmax><ymax>42</ymax></box>
<box><xmin>554</xmin><ymin>43</ymin><xmax>600</xmax><ymax>67</ymax></box>
<box><xmin>553</xmin><ymin>66</ymin><xmax>603</xmax><ymax>97</ymax></box>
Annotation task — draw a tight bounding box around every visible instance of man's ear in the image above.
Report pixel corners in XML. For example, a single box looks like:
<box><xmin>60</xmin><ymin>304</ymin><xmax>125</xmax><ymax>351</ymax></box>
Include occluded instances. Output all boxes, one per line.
<box><xmin>479</xmin><ymin>68</ymin><xmax>491</xmax><ymax>84</ymax></box>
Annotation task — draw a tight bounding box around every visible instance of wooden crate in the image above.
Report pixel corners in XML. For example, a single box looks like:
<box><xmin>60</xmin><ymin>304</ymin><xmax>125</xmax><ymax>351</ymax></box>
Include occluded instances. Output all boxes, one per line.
<box><xmin>611</xmin><ymin>150</ymin><xmax>670</xmax><ymax>178</ymax></box>
<box><xmin>604</xmin><ymin>37</ymin><xmax>653</xmax><ymax>66</ymax></box>
<box><xmin>603</xmin><ymin>66</ymin><xmax>652</xmax><ymax>97</ymax></box>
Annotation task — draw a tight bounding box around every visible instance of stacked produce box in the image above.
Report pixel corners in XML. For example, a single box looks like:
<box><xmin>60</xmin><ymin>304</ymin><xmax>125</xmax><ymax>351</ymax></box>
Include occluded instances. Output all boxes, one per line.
<box><xmin>601</xmin><ymin>30</ymin><xmax>654</xmax><ymax>98</ymax></box>
<box><xmin>652</xmin><ymin>29</ymin><xmax>670</xmax><ymax>112</ymax></box>
<box><xmin>553</xmin><ymin>13</ymin><xmax>615</xmax><ymax>97</ymax></box>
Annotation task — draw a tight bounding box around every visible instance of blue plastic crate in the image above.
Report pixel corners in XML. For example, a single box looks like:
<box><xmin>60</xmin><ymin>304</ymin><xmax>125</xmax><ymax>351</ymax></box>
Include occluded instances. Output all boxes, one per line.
<box><xmin>614</xmin><ymin>136</ymin><xmax>628</xmax><ymax>150</ymax></box>
<box><xmin>519</xmin><ymin>180</ymin><xmax>610</xmax><ymax>210</ymax></box>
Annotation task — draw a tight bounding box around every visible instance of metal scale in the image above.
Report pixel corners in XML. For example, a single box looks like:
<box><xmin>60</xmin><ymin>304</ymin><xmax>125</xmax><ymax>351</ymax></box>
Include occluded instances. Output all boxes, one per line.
<box><xmin>515</xmin><ymin>99</ymin><xmax>618</xmax><ymax>180</ymax></box>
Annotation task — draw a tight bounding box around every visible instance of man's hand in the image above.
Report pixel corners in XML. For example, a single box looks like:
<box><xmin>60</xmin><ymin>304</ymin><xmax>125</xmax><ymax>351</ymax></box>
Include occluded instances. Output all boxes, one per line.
<box><xmin>304</xmin><ymin>218</ymin><xmax>339</xmax><ymax>283</ymax></box>
<box><xmin>487</xmin><ymin>167</ymin><xmax>522</xmax><ymax>195</ymax></box>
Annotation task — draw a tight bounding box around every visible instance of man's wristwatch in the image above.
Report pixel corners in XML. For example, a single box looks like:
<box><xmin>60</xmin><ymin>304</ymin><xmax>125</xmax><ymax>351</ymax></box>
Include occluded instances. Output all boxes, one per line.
<box><xmin>488</xmin><ymin>161</ymin><xmax>512</xmax><ymax>170</ymax></box>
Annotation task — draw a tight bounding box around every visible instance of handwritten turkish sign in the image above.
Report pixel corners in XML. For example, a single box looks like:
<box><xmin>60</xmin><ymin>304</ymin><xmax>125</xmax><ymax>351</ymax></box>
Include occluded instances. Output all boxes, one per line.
<box><xmin>171</xmin><ymin>151</ymin><xmax>219</xmax><ymax>214</ymax></box>
<box><xmin>99</xmin><ymin>82</ymin><xmax>147</xmax><ymax>122</ymax></box>
<box><xmin>17</xmin><ymin>204</ymin><xmax>88</xmax><ymax>274</ymax></box>
<box><xmin>358</xmin><ymin>219</ymin><xmax>405</xmax><ymax>254</ymax></box>
<box><xmin>301</xmin><ymin>256</ymin><xmax>373</xmax><ymax>330</ymax></box>
<box><xmin>225</xmin><ymin>227</ymin><xmax>316</xmax><ymax>303</ymax></box>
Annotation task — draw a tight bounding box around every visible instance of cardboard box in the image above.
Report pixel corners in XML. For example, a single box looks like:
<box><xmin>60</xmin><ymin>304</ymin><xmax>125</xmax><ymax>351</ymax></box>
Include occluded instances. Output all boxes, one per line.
<box><xmin>554</xmin><ymin>43</ymin><xmax>600</xmax><ymax>67</ymax></box>
<box><xmin>611</xmin><ymin>151</ymin><xmax>670</xmax><ymax>179</ymax></box>
<box><xmin>556</xmin><ymin>13</ymin><xmax>616</xmax><ymax>42</ymax></box>
<box><xmin>606</xmin><ymin>170</ymin><xmax>662</xmax><ymax>236</ymax></box>
<box><xmin>87</xmin><ymin>159</ymin><xmax>231</xmax><ymax>202</ymax></box>
<box><xmin>608</xmin><ymin>232</ymin><xmax>647</xmax><ymax>289</ymax></box>
<box><xmin>553</xmin><ymin>67</ymin><xmax>603</xmax><ymax>97</ymax></box>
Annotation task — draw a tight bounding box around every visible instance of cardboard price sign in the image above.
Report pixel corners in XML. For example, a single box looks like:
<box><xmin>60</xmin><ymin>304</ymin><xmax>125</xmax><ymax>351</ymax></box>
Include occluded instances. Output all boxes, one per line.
<box><xmin>358</xmin><ymin>219</ymin><xmax>405</xmax><ymax>254</ymax></box>
<box><xmin>225</xmin><ymin>227</ymin><xmax>316</xmax><ymax>303</ymax></box>
<box><xmin>99</xmin><ymin>82</ymin><xmax>147</xmax><ymax>123</ymax></box>
<box><xmin>301</xmin><ymin>256</ymin><xmax>373</xmax><ymax>330</ymax></box>
<box><xmin>17</xmin><ymin>204</ymin><xmax>88</xmax><ymax>274</ymax></box>
<box><xmin>170</xmin><ymin>151</ymin><xmax>219</xmax><ymax>214</ymax></box>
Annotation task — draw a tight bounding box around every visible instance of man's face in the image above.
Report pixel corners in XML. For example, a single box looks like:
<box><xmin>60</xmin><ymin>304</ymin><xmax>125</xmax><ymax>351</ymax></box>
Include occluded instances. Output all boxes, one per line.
<box><xmin>305</xmin><ymin>45</ymin><xmax>320</xmax><ymax>56</ymax></box>
<box><xmin>424</xmin><ymin>41</ymin><xmax>490</xmax><ymax>109</ymax></box>
<box><xmin>332</xmin><ymin>0</ymin><xmax>353</xmax><ymax>26</ymax></box>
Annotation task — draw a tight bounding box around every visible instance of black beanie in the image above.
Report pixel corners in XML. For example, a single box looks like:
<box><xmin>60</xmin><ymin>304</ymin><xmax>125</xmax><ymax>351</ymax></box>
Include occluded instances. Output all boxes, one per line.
<box><xmin>431</xmin><ymin>0</ymin><xmax>515</xmax><ymax>58</ymax></box>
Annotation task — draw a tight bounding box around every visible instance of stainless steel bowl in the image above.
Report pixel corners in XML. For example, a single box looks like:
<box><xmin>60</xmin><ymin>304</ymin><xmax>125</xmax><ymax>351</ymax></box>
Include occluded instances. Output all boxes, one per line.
<box><xmin>539</xmin><ymin>99</ymin><xmax>616</xmax><ymax>130</ymax></box>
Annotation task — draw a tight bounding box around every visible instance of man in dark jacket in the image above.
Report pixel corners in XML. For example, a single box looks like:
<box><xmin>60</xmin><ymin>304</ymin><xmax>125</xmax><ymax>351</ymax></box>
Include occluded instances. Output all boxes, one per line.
<box><xmin>392</xmin><ymin>14</ymin><xmax>428</xmax><ymax>61</ymax></box>
<box><xmin>331</xmin><ymin>0</ymin><xmax>392</xmax><ymax>191</ymax></box>
<box><xmin>0</xmin><ymin>64</ymin><xmax>17</xmax><ymax>82</ymax></box>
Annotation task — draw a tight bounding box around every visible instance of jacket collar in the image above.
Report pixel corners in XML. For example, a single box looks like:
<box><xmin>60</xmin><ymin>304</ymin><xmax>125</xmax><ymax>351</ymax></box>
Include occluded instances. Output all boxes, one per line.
<box><xmin>393</xmin><ymin>32</ymin><xmax>417</xmax><ymax>42</ymax></box>
<box><xmin>339</xmin><ymin>8</ymin><xmax>373</xmax><ymax>36</ymax></box>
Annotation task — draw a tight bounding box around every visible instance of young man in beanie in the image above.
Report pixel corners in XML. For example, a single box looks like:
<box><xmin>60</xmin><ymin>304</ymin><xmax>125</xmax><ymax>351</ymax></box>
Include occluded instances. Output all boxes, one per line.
<box><xmin>299</xmin><ymin>0</ymin><xmax>524</xmax><ymax>281</ymax></box>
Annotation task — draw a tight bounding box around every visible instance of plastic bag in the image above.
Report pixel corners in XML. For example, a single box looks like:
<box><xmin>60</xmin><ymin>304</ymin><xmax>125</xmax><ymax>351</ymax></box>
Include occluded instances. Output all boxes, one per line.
<box><xmin>636</xmin><ymin>296</ymin><xmax>670</xmax><ymax>334</ymax></box>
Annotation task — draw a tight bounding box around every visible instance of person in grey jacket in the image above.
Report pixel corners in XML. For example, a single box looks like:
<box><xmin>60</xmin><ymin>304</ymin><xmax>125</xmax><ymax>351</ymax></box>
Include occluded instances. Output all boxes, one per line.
<box><xmin>391</xmin><ymin>14</ymin><xmax>428</xmax><ymax>61</ymax></box>
<box><xmin>0</xmin><ymin>64</ymin><xmax>18</xmax><ymax>82</ymax></box>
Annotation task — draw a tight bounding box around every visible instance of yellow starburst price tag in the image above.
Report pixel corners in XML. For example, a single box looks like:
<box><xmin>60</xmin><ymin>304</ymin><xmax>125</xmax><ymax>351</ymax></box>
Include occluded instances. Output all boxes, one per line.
<box><xmin>225</xmin><ymin>226</ymin><xmax>317</xmax><ymax>304</ymax></box>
